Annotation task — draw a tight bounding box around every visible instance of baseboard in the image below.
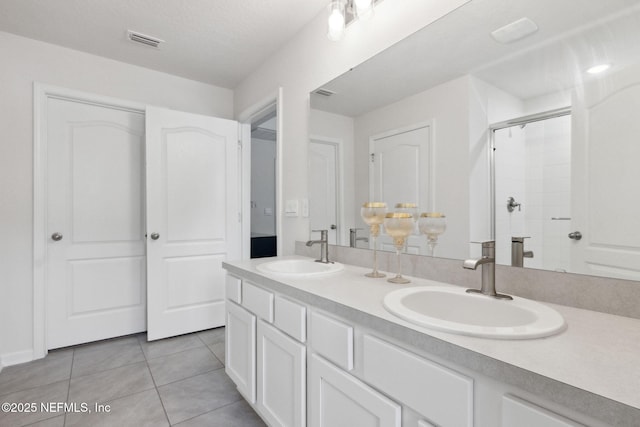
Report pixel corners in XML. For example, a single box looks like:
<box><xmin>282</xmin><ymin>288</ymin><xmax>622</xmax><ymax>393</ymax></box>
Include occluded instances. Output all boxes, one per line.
<box><xmin>0</xmin><ymin>349</ymin><xmax>35</xmax><ymax>368</ymax></box>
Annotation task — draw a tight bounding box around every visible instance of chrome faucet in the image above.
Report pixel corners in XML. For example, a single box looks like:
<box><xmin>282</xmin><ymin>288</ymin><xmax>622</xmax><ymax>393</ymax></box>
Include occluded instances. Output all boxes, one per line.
<box><xmin>463</xmin><ymin>241</ymin><xmax>512</xmax><ymax>300</ymax></box>
<box><xmin>306</xmin><ymin>229</ymin><xmax>332</xmax><ymax>264</ymax></box>
<box><xmin>349</xmin><ymin>228</ymin><xmax>369</xmax><ymax>248</ymax></box>
<box><xmin>511</xmin><ymin>237</ymin><xmax>534</xmax><ymax>267</ymax></box>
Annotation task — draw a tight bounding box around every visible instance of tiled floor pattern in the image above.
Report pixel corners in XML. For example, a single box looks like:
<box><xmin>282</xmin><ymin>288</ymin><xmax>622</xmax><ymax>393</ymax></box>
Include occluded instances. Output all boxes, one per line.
<box><xmin>0</xmin><ymin>328</ymin><xmax>266</xmax><ymax>427</ymax></box>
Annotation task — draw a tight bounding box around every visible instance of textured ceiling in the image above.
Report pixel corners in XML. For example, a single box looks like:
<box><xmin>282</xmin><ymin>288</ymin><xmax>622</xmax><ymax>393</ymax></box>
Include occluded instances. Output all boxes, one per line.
<box><xmin>0</xmin><ymin>0</ymin><xmax>328</xmax><ymax>88</ymax></box>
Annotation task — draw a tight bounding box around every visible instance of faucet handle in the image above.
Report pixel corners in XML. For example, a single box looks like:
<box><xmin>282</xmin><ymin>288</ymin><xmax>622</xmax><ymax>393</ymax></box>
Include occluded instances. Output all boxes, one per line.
<box><xmin>311</xmin><ymin>229</ymin><xmax>328</xmax><ymax>239</ymax></box>
<box><xmin>470</xmin><ymin>240</ymin><xmax>495</xmax><ymax>248</ymax></box>
<box><xmin>511</xmin><ymin>236</ymin><xmax>531</xmax><ymax>243</ymax></box>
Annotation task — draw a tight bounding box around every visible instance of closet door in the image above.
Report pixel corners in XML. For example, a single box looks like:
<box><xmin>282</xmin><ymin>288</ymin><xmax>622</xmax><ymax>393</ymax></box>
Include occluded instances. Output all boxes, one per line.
<box><xmin>46</xmin><ymin>97</ymin><xmax>146</xmax><ymax>349</ymax></box>
<box><xmin>146</xmin><ymin>106</ymin><xmax>241</xmax><ymax>340</ymax></box>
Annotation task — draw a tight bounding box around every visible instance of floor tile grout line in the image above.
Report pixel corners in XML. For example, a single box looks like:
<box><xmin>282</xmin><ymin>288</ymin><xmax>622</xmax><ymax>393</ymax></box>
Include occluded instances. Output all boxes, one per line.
<box><xmin>0</xmin><ymin>378</ymin><xmax>70</xmax><ymax>401</ymax></box>
<box><xmin>154</xmin><ymin>366</ymin><xmax>226</xmax><ymax>389</ymax></box>
<box><xmin>141</xmin><ymin>342</ymin><xmax>215</xmax><ymax>362</ymax></box>
<box><xmin>63</xmin><ymin>349</ymin><xmax>75</xmax><ymax>426</ymax></box>
<box><xmin>169</xmin><ymin>396</ymin><xmax>245</xmax><ymax>426</ymax></box>
<box><xmin>68</xmin><ymin>358</ymin><xmax>147</xmax><ymax>382</ymax></box>
<box><xmin>140</xmin><ymin>339</ymin><xmax>172</xmax><ymax>426</ymax></box>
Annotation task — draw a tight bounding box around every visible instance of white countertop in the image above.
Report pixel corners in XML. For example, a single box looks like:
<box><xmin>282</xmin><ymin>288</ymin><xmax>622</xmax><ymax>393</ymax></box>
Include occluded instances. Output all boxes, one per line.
<box><xmin>223</xmin><ymin>256</ymin><xmax>640</xmax><ymax>423</ymax></box>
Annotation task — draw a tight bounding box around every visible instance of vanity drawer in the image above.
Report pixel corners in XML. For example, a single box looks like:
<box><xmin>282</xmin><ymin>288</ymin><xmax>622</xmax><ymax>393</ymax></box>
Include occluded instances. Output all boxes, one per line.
<box><xmin>242</xmin><ymin>281</ymin><xmax>274</xmax><ymax>322</ymax></box>
<box><xmin>363</xmin><ymin>334</ymin><xmax>473</xmax><ymax>427</ymax></box>
<box><xmin>274</xmin><ymin>295</ymin><xmax>306</xmax><ymax>343</ymax></box>
<box><xmin>502</xmin><ymin>395</ymin><xmax>583</xmax><ymax>427</ymax></box>
<box><xmin>310</xmin><ymin>311</ymin><xmax>353</xmax><ymax>370</ymax></box>
<box><xmin>225</xmin><ymin>274</ymin><xmax>242</xmax><ymax>304</ymax></box>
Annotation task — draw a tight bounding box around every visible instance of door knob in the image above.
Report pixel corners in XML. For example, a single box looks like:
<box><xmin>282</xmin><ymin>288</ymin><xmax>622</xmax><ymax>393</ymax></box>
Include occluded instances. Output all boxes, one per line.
<box><xmin>568</xmin><ymin>231</ymin><xmax>582</xmax><ymax>240</ymax></box>
<box><xmin>150</xmin><ymin>232</ymin><xmax>160</xmax><ymax>240</ymax></box>
<box><xmin>51</xmin><ymin>232</ymin><xmax>63</xmax><ymax>241</ymax></box>
<box><xmin>330</xmin><ymin>224</ymin><xmax>337</xmax><ymax>230</ymax></box>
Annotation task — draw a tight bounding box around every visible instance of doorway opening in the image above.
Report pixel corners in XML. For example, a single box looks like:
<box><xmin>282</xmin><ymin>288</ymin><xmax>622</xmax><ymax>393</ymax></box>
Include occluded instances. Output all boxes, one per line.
<box><xmin>490</xmin><ymin>107</ymin><xmax>571</xmax><ymax>270</ymax></box>
<box><xmin>249</xmin><ymin>106</ymin><xmax>278</xmax><ymax>258</ymax></box>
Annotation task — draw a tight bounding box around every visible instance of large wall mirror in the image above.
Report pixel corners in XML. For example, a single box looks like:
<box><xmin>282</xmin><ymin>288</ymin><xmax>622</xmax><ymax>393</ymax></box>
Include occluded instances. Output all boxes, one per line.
<box><xmin>308</xmin><ymin>0</ymin><xmax>640</xmax><ymax>281</ymax></box>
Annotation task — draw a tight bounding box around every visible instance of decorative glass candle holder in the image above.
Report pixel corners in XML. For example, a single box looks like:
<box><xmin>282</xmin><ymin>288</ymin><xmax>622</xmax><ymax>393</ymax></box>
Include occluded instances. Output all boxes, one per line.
<box><xmin>360</xmin><ymin>202</ymin><xmax>387</xmax><ymax>278</ymax></box>
<box><xmin>383</xmin><ymin>212</ymin><xmax>415</xmax><ymax>284</ymax></box>
<box><xmin>418</xmin><ymin>212</ymin><xmax>447</xmax><ymax>257</ymax></box>
<box><xmin>395</xmin><ymin>202</ymin><xmax>418</xmax><ymax>251</ymax></box>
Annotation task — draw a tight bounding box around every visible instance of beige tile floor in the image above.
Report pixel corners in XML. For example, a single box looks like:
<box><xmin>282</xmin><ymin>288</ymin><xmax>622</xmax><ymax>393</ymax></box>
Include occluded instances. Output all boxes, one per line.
<box><xmin>0</xmin><ymin>327</ymin><xmax>266</xmax><ymax>427</ymax></box>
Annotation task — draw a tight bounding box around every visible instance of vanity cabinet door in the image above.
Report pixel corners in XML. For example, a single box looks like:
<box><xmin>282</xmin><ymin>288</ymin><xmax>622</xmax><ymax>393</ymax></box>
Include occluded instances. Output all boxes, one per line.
<box><xmin>257</xmin><ymin>320</ymin><xmax>306</xmax><ymax>427</ymax></box>
<box><xmin>225</xmin><ymin>301</ymin><xmax>256</xmax><ymax>403</ymax></box>
<box><xmin>309</xmin><ymin>354</ymin><xmax>401</xmax><ymax>427</ymax></box>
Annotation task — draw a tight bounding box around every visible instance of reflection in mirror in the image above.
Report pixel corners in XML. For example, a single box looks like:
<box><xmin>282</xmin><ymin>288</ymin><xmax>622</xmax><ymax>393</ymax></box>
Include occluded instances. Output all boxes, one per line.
<box><xmin>308</xmin><ymin>0</ymin><xmax>640</xmax><ymax>280</ymax></box>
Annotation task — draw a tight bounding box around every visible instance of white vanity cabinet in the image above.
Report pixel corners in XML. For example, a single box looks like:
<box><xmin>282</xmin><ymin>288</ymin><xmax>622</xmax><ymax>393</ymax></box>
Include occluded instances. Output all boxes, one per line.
<box><xmin>223</xmin><ymin>268</ymin><xmax>599</xmax><ymax>427</ymax></box>
<box><xmin>225</xmin><ymin>300</ymin><xmax>256</xmax><ymax>403</ymax></box>
<box><xmin>309</xmin><ymin>353</ymin><xmax>401</xmax><ymax>427</ymax></box>
<box><xmin>257</xmin><ymin>319</ymin><xmax>306</xmax><ymax>427</ymax></box>
<box><xmin>225</xmin><ymin>274</ymin><xmax>307</xmax><ymax>427</ymax></box>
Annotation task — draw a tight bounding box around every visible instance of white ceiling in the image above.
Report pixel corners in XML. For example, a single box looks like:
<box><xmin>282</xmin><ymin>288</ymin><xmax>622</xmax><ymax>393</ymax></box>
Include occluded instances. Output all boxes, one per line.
<box><xmin>0</xmin><ymin>0</ymin><xmax>328</xmax><ymax>89</ymax></box>
<box><xmin>311</xmin><ymin>0</ymin><xmax>640</xmax><ymax>117</ymax></box>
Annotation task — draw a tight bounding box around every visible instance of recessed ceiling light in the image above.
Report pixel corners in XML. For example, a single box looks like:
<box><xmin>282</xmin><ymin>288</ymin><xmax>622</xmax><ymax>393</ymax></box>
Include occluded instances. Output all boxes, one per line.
<box><xmin>491</xmin><ymin>18</ymin><xmax>538</xmax><ymax>44</ymax></box>
<box><xmin>586</xmin><ymin>64</ymin><xmax>611</xmax><ymax>74</ymax></box>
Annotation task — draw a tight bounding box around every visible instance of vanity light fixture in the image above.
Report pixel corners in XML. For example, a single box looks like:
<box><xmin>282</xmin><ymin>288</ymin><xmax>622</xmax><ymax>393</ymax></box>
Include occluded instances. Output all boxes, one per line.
<box><xmin>327</xmin><ymin>0</ymin><xmax>376</xmax><ymax>41</ymax></box>
<box><xmin>586</xmin><ymin>63</ymin><xmax>611</xmax><ymax>74</ymax></box>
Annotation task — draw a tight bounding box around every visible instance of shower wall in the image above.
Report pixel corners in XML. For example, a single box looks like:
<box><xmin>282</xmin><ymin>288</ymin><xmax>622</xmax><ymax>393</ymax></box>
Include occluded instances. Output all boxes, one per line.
<box><xmin>494</xmin><ymin>115</ymin><xmax>571</xmax><ymax>271</ymax></box>
<box><xmin>524</xmin><ymin>115</ymin><xmax>571</xmax><ymax>272</ymax></box>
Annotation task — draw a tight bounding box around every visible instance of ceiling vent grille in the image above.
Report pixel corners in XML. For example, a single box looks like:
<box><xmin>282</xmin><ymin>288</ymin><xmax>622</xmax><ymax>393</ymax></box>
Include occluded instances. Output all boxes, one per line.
<box><xmin>314</xmin><ymin>88</ymin><xmax>336</xmax><ymax>97</ymax></box>
<box><xmin>127</xmin><ymin>30</ymin><xmax>164</xmax><ymax>48</ymax></box>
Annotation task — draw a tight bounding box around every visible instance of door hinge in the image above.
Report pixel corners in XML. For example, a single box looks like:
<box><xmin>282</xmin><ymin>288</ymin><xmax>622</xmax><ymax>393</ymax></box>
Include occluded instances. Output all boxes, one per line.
<box><xmin>370</xmin><ymin>153</ymin><xmax>375</xmax><ymax>163</ymax></box>
<box><xmin>237</xmin><ymin>139</ymin><xmax>242</xmax><ymax>148</ymax></box>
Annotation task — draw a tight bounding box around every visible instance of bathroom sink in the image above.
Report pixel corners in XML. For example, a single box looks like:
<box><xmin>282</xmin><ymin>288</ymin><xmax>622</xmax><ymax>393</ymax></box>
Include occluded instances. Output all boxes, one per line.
<box><xmin>256</xmin><ymin>259</ymin><xmax>344</xmax><ymax>277</ymax></box>
<box><xmin>383</xmin><ymin>286</ymin><xmax>566</xmax><ymax>339</ymax></box>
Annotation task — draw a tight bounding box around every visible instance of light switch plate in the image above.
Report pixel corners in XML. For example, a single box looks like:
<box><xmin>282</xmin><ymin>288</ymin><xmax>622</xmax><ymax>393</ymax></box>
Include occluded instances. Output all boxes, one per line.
<box><xmin>285</xmin><ymin>199</ymin><xmax>299</xmax><ymax>217</ymax></box>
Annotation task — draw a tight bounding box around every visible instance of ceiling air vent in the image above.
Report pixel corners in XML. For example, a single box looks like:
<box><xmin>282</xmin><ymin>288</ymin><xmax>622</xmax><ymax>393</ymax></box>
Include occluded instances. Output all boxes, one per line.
<box><xmin>314</xmin><ymin>88</ymin><xmax>336</xmax><ymax>97</ymax></box>
<box><xmin>127</xmin><ymin>30</ymin><xmax>164</xmax><ymax>48</ymax></box>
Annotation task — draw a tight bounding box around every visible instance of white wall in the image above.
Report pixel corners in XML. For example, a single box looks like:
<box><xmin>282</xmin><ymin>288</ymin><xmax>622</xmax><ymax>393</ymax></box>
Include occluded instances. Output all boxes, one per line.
<box><xmin>233</xmin><ymin>0</ymin><xmax>471</xmax><ymax>256</ymax></box>
<box><xmin>352</xmin><ymin>76</ymin><xmax>471</xmax><ymax>259</ymax></box>
<box><xmin>0</xmin><ymin>31</ymin><xmax>233</xmax><ymax>363</ymax></box>
<box><xmin>309</xmin><ymin>109</ymin><xmax>355</xmax><ymax>244</ymax></box>
<box><xmin>251</xmin><ymin>138</ymin><xmax>277</xmax><ymax>236</ymax></box>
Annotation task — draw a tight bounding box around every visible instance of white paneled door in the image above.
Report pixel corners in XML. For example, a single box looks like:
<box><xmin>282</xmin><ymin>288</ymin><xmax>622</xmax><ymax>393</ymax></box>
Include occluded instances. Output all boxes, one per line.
<box><xmin>309</xmin><ymin>140</ymin><xmax>338</xmax><ymax>245</ymax></box>
<box><xmin>46</xmin><ymin>98</ymin><xmax>147</xmax><ymax>349</ymax></box>
<box><xmin>146</xmin><ymin>106</ymin><xmax>240</xmax><ymax>340</ymax></box>
<box><xmin>571</xmin><ymin>67</ymin><xmax>640</xmax><ymax>280</ymax></box>
<box><xmin>370</xmin><ymin>124</ymin><xmax>432</xmax><ymax>254</ymax></box>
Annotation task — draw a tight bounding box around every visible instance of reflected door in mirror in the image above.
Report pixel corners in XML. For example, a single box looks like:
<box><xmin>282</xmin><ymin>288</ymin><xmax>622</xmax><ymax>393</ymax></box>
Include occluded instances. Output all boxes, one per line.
<box><xmin>310</xmin><ymin>139</ymin><xmax>339</xmax><ymax>244</ymax></box>
<box><xmin>370</xmin><ymin>123</ymin><xmax>432</xmax><ymax>254</ymax></box>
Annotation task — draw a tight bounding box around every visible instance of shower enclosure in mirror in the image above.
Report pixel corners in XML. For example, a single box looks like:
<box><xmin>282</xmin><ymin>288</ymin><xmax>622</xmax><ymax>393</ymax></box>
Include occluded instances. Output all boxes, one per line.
<box><xmin>491</xmin><ymin>109</ymin><xmax>572</xmax><ymax>272</ymax></box>
<box><xmin>308</xmin><ymin>0</ymin><xmax>640</xmax><ymax>281</ymax></box>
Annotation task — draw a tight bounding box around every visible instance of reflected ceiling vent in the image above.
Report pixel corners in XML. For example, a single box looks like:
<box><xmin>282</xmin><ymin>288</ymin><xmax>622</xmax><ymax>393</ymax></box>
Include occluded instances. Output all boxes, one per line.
<box><xmin>127</xmin><ymin>30</ymin><xmax>164</xmax><ymax>48</ymax></box>
<box><xmin>314</xmin><ymin>88</ymin><xmax>336</xmax><ymax>97</ymax></box>
<box><xmin>491</xmin><ymin>17</ymin><xmax>538</xmax><ymax>44</ymax></box>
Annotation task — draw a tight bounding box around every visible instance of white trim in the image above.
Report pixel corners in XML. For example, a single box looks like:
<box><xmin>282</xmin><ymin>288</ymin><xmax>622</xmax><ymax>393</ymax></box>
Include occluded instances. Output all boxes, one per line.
<box><xmin>0</xmin><ymin>350</ymin><xmax>35</xmax><ymax>368</ymax></box>
<box><xmin>368</xmin><ymin>120</ymin><xmax>436</xmax><ymax>210</ymax></box>
<box><xmin>33</xmin><ymin>83</ymin><xmax>145</xmax><ymax>360</ymax></box>
<box><xmin>236</xmin><ymin>88</ymin><xmax>284</xmax><ymax>258</ymax></box>
<box><xmin>309</xmin><ymin>135</ymin><xmax>345</xmax><ymax>246</ymax></box>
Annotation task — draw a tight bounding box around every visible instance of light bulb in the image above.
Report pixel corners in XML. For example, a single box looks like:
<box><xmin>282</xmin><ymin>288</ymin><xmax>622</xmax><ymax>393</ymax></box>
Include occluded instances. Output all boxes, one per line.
<box><xmin>354</xmin><ymin>0</ymin><xmax>374</xmax><ymax>20</ymax></box>
<box><xmin>327</xmin><ymin>1</ymin><xmax>346</xmax><ymax>41</ymax></box>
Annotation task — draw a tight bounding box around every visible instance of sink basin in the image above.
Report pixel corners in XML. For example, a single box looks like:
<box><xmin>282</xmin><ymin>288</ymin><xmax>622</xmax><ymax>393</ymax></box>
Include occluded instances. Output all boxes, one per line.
<box><xmin>256</xmin><ymin>259</ymin><xmax>344</xmax><ymax>277</ymax></box>
<box><xmin>383</xmin><ymin>286</ymin><xmax>566</xmax><ymax>339</ymax></box>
